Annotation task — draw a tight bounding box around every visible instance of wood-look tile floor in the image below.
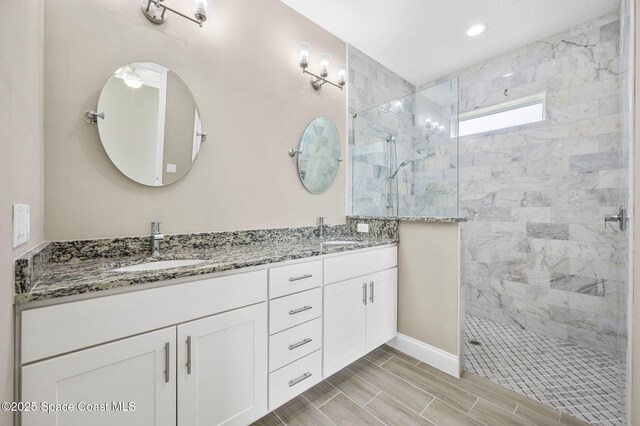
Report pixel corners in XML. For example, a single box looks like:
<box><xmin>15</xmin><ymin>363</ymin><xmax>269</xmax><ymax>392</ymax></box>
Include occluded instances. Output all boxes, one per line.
<box><xmin>253</xmin><ymin>345</ymin><xmax>591</xmax><ymax>426</ymax></box>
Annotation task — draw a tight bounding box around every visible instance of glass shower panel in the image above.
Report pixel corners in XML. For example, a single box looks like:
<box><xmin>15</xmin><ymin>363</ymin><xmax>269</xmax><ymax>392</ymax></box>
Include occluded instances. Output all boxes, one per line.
<box><xmin>352</xmin><ymin>79</ymin><xmax>459</xmax><ymax>217</ymax></box>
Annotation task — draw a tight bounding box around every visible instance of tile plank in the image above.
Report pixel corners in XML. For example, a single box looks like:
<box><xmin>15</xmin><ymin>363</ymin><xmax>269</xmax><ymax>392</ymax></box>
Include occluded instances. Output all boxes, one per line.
<box><xmin>347</xmin><ymin>358</ymin><xmax>433</xmax><ymax>413</ymax></box>
<box><xmin>382</xmin><ymin>357</ymin><xmax>478</xmax><ymax>413</ymax></box>
<box><xmin>320</xmin><ymin>393</ymin><xmax>384</xmax><ymax>425</ymax></box>
<box><xmin>421</xmin><ymin>399</ymin><xmax>485</xmax><ymax>426</ymax></box>
<box><xmin>416</xmin><ymin>362</ymin><xmax>517</xmax><ymax>413</ymax></box>
<box><xmin>326</xmin><ymin>368</ymin><xmax>380</xmax><ymax>406</ymax></box>
<box><xmin>250</xmin><ymin>412</ymin><xmax>284</xmax><ymax>426</ymax></box>
<box><xmin>365</xmin><ymin>392</ymin><xmax>434</xmax><ymax>425</ymax></box>
<box><xmin>469</xmin><ymin>399</ymin><xmax>535</xmax><ymax>426</ymax></box>
<box><xmin>364</xmin><ymin>346</ymin><xmax>394</xmax><ymax>366</ymax></box>
<box><xmin>303</xmin><ymin>380</ymin><xmax>340</xmax><ymax>407</ymax></box>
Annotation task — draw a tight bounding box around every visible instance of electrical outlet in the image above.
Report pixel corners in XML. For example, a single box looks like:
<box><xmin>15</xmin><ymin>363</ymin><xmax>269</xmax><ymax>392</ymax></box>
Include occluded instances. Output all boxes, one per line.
<box><xmin>12</xmin><ymin>204</ymin><xmax>30</xmax><ymax>248</ymax></box>
<box><xmin>357</xmin><ymin>223</ymin><xmax>369</xmax><ymax>233</ymax></box>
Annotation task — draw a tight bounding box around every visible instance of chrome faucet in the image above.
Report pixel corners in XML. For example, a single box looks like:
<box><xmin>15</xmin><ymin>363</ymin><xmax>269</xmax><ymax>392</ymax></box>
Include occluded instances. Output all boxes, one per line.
<box><xmin>318</xmin><ymin>217</ymin><xmax>330</xmax><ymax>241</ymax></box>
<box><xmin>151</xmin><ymin>222</ymin><xmax>164</xmax><ymax>257</ymax></box>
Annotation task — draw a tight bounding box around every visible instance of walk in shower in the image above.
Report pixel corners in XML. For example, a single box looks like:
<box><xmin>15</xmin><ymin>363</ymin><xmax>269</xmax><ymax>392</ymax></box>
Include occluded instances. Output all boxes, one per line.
<box><xmin>351</xmin><ymin>79</ymin><xmax>459</xmax><ymax>217</ymax></box>
<box><xmin>350</xmin><ymin>7</ymin><xmax>632</xmax><ymax>425</ymax></box>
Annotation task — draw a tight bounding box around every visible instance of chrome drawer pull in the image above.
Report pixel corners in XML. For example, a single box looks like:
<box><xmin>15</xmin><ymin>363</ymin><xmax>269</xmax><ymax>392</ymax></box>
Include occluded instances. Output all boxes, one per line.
<box><xmin>288</xmin><ymin>371</ymin><xmax>312</xmax><ymax>387</ymax></box>
<box><xmin>370</xmin><ymin>281</ymin><xmax>374</xmax><ymax>303</ymax></box>
<box><xmin>289</xmin><ymin>305</ymin><xmax>312</xmax><ymax>315</ymax></box>
<box><xmin>289</xmin><ymin>338</ymin><xmax>313</xmax><ymax>350</ymax></box>
<box><xmin>164</xmin><ymin>342</ymin><xmax>170</xmax><ymax>383</ymax></box>
<box><xmin>289</xmin><ymin>274</ymin><xmax>313</xmax><ymax>282</ymax></box>
<box><xmin>186</xmin><ymin>336</ymin><xmax>192</xmax><ymax>375</ymax></box>
<box><xmin>362</xmin><ymin>283</ymin><xmax>367</xmax><ymax>305</ymax></box>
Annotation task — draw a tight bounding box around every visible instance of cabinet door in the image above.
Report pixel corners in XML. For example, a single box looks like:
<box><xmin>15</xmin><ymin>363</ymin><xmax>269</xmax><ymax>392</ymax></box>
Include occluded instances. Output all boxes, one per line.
<box><xmin>323</xmin><ymin>277</ymin><xmax>367</xmax><ymax>377</ymax></box>
<box><xmin>21</xmin><ymin>328</ymin><xmax>176</xmax><ymax>426</ymax></box>
<box><xmin>365</xmin><ymin>268</ymin><xmax>398</xmax><ymax>353</ymax></box>
<box><xmin>177</xmin><ymin>303</ymin><xmax>267</xmax><ymax>426</ymax></box>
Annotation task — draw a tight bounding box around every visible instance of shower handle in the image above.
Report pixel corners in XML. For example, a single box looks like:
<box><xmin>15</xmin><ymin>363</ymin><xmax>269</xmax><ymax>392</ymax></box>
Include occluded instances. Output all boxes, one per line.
<box><xmin>604</xmin><ymin>207</ymin><xmax>628</xmax><ymax>231</ymax></box>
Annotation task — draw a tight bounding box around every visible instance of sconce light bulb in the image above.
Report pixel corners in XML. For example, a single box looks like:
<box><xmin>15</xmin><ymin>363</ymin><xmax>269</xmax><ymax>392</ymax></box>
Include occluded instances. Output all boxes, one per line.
<box><xmin>425</xmin><ymin>118</ymin><xmax>432</xmax><ymax>128</ymax></box>
<box><xmin>337</xmin><ymin>64</ymin><xmax>347</xmax><ymax>86</ymax></box>
<box><xmin>193</xmin><ymin>0</ymin><xmax>208</xmax><ymax>23</ymax></box>
<box><xmin>297</xmin><ymin>42</ymin><xmax>311</xmax><ymax>69</ymax></box>
<box><xmin>319</xmin><ymin>54</ymin><xmax>331</xmax><ymax>78</ymax></box>
<box><xmin>432</xmin><ymin>121</ymin><xmax>439</xmax><ymax>128</ymax></box>
<box><xmin>438</xmin><ymin>125</ymin><xmax>445</xmax><ymax>135</ymax></box>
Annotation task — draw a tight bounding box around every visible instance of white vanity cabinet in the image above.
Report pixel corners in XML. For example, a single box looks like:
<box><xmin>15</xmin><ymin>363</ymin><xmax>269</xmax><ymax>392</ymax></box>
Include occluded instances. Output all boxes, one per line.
<box><xmin>21</xmin><ymin>327</ymin><xmax>177</xmax><ymax>426</ymax></box>
<box><xmin>19</xmin><ymin>271</ymin><xmax>268</xmax><ymax>426</ymax></box>
<box><xmin>177</xmin><ymin>303</ymin><xmax>268</xmax><ymax>426</ymax></box>
<box><xmin>323</xmin><ymin>247</ymin><xmax>398</xmax><ymax>377</ymax></box>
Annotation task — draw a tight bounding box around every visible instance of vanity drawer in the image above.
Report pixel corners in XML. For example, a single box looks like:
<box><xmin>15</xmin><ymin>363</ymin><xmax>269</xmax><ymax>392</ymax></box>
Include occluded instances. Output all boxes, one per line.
<box><xmin>269</xmin><ymin>287</ymin><xmax>322</xmax><ymax>334</ymax></box>
<box><xmin>269</xmin><ymin>350</ymin><xmax>322</xmax><ymax>410</ymax></box>
<box><xmin>269</xmin><ymin>260</ymin><xmax>322</xmax><ymax>299</ymax></box>
<box><xmin>324</xmin><ymin>246</ymin><xmax>397</xmax><ymax>284</ymax></box>
<box><xmin>269</xmin><ymin>318</ymin><xmax>322</xmax><ymax>372</ymax></box>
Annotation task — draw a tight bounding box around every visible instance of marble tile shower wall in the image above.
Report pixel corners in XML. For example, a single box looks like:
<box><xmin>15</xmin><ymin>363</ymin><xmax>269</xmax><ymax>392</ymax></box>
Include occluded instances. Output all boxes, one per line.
<box><xmin>459</xmin><ymin>13</ymin><xmax>624</xmax><ymax>353</ymax></box>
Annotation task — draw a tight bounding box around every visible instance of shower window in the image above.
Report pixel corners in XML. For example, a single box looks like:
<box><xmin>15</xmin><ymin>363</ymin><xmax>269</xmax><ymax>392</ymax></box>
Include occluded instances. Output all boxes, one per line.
<box><xmin>458</xmin><ymin>92</ymin><xmax>545</xmax><ymax>137</ymax></box>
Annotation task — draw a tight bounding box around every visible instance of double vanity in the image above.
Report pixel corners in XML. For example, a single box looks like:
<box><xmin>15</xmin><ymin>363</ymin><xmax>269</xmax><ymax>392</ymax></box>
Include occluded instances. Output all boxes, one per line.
<box><xmin>14</xmin><ymin>221</ymin><xmax>398</xmax><ymax>426</ymax></box>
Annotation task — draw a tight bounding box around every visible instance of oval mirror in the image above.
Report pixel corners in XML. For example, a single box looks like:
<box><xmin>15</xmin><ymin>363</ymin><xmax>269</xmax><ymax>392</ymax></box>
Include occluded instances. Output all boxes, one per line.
<box><xmin>96</xmin><ymin>62</ymin><xmax>204</xmax><ymax>186</ymax></box>
<box><xmin>297</xmin><ymin>117</ymin><xmax>341</xmax><ymax>194</ymax></box>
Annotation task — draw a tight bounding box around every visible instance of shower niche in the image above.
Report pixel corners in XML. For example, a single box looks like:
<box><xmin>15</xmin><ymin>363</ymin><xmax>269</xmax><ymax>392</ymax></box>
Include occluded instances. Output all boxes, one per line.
<box><xmin>351</xmin><ymin>79</ymin><xmax>459</xmax><ymax>217</ymax></box>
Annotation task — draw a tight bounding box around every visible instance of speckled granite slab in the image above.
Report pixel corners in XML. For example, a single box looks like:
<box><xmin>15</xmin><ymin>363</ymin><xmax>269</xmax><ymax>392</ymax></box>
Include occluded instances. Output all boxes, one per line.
<box><xmin>348</xmin><ymin>215</ymin><xmax>467</xmax><ymax>224</ymax></box>
<box><xmin>15</xmin><ymin>225</ymin><xmax>396</xmax><ymax>304</ymax></box>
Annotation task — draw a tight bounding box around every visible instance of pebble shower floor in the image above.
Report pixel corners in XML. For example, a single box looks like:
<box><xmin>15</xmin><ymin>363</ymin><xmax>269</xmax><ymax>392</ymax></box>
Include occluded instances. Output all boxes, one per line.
<box><xmin>464</xmin><ymin>314</ymin><xmax>624</xmax><ymax>425</ymax></box>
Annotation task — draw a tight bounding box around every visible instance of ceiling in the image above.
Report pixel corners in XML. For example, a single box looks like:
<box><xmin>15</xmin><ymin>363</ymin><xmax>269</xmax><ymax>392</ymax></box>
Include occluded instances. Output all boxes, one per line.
<box><xmin>279</xmin><ymin>0</ymin><xmax>621</xmax><ymax>86</ymax></box>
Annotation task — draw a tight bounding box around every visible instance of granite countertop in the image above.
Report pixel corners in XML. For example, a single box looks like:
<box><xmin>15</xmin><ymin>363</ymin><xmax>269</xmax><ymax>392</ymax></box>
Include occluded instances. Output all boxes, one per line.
<box><xmin>15</xmin><ymin>236</ymin><xmax>396</xmax><ymax>305</ymax></box>
<box><xmin>348</xmin><ymin>215</ymin><xmax>467</xmax><ymax>223</ymax></box>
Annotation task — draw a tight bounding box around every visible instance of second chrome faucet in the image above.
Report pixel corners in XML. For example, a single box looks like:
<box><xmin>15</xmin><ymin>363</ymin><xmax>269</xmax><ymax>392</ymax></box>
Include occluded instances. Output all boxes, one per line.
<box><xmin>151</xmin><ymin>222</ymin><xmax>164</xmax><ymax>257</ymax></box>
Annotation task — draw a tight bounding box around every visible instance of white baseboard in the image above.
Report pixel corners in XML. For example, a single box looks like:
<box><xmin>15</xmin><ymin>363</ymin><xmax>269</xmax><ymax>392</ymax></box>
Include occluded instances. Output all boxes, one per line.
<box><xmin>387</xmin><ymin>333</ymin><xmax>460</xmax><ymax>378</ymax></box>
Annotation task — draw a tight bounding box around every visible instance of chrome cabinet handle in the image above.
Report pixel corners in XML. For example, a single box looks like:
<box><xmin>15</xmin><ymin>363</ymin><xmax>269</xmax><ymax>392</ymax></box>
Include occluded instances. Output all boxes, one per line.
<box><xmin>288</xmin><ymin>372</ymin><xmax>312</xmax><ymax>387</ymax></box>
<box><xmin>289</xmin><ymin>274</ymin><xmax>313</xmax><ymax>282</ymax></box>
<box><xmin>370</xmin><ymin>281</ymin><xmax>374</xmax><ymax>303</ymax></box>
<box><xmin>186</xmin><ymin>336</ymin><xmax>192</xmax><ymax>375</ymax></box>
<box><xmin>289</xmin><ymin>305</ymin><xmax>312</xmax><ymax>315</ymax></box>
<box><xmin>288</xmin><ymin>338</ymin><xmax>313</xmax><ymax>350</ymax></box>
<box><xmin>362</xmin><ymin>283</ymin><xmax>367</xmax><ymax>305</ymax></box>
<box><xmin>164</xmin><ymin>342</ymin><xmax>170</xmax><ymax>383</ymax></box>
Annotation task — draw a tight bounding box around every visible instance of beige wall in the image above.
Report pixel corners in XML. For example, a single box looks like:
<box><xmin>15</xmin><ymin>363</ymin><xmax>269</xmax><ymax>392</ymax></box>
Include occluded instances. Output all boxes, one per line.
<box><xmin>398</xmin><ymin>222</ymin><xmax>460</xmax><ymax>356</ymax></box>
<box><xmin>44</xmin><ymin>0</ymin><xmax>347</xmax><ymax>240</ymax></box>
<box><xmin>0</xmin><ymin>0</ymin><xmax>45</xmax><ymax>419</ymax></box>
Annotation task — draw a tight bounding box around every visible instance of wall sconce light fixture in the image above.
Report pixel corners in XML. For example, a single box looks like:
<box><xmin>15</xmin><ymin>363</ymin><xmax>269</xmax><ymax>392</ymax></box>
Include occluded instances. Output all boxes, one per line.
<box><xmin>425</xmin><ymin>118</ymin><xmax>445</xmax><ymax>136</ymax></box>
<box><xmin>297</xmin><ymin>43</ymin><xmax>346</xmax><ymax>91</ymax></box>
<box><xmin>142</xmin><ymin>0</ymin><xmax>209</xmax><ymax>28</ymax></box>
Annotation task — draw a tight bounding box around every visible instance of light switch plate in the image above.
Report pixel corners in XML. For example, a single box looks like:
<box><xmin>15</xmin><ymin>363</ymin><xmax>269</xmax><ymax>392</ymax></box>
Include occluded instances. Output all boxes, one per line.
<box><xmin>357</xmin><ymin>223</ymin><xmax>369</xmax><ymax>233</ymax></box>
<box><xmin>12</xmin><ymin>204</ymin><xmax>30</xmax><ymax>248</ymax></box>
<box><xmin>166</xmin><ymin>164</ymin><xmax>177</xmax><ymax>173</ymax></box>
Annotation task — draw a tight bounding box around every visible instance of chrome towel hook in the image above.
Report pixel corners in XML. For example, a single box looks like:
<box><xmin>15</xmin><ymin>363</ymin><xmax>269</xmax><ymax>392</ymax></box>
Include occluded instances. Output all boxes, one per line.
<box><xmin>83</xmin><ymin>111</ymin><xmax>105</xmax><ymax>124</ymax></box>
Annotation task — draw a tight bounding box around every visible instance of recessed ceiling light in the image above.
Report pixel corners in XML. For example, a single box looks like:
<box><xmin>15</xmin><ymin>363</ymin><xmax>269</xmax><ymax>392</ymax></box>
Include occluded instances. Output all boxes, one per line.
<box><xmin>467</xmin><ymin>24</ymin><xmax>487</xmax><ymax>37</ymax></box>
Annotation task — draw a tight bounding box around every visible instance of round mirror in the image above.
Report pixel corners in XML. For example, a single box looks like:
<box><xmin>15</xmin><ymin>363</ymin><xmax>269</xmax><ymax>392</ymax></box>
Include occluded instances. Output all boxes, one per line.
<box><xmin>297</xmin><ymin>117</ymin><xmax>341</xmax><ymax>194</ymax></box>
<box><xmin>96</xmin><ymin>62</ymin><xmax>204</xmax><ymax>186</ymax></box>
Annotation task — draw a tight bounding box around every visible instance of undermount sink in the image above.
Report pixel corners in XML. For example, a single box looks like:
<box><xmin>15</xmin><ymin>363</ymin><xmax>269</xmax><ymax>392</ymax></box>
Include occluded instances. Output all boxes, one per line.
<box><xmin>321</xmin><ymin>240</ymin><xmax>359</xmax><ymax>246</ymax></box>
<box><xmin>113</xmin><ymin>259</ymin><xmax>207</xmax><ymax>272</ymax></box>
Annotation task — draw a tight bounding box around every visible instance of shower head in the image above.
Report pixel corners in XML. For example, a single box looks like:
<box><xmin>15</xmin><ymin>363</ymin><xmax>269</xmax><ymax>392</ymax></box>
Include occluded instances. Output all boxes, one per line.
<box><xmin>389</xmin><ymin>159</ymin><xmax>413</xmax><ymax>179</ymax></box>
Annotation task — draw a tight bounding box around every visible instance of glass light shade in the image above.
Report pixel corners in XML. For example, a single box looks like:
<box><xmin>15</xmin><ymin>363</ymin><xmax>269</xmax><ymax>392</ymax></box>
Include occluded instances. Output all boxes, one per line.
<box><xmin>337</xmin><ymin>64</ymin><xmax>347</xmax><ymax>86</ymax></box>
<box><xmin>193</xmin><ymin>0</ymin><xmax>208</xmax><ymax>21</ymax></box>
<box><xmin>466</xmin><ymin>23</ymin><xmax>487</xmax><ymax>37</ymax></box>
<box><xmin>319</xmin><ymin>54</ymin><xmax>330</xmax><ymax>77</ymax></box>
<box><xmin>425</xmin><ymin>118</ymin><xmax>432</xmax><ymax>128</ymax></box>
<box><xmin>297</xmin><ymin>42</ymin><xmax>311</xmax><ymax>68</ymax></box>
<box><xmin>124</xmin><ymin>74</ymin><xmax>142</xmax><ymax>89</ymax></box>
